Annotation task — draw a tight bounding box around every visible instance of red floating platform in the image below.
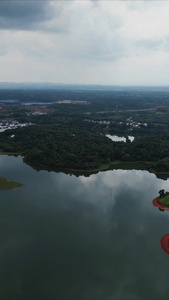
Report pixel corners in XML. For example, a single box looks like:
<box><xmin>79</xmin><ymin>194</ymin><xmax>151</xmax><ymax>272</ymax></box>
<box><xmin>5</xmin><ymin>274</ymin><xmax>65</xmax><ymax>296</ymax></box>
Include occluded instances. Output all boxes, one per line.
<box><xmin>152</xmin><ymin>197</ymin><xmax>169</xmax><ymax>211</ymax></box>
<box><xmin>161</xmin><ymin>234</ymin><xmax>169</xmax><ymax>254</ymax></box>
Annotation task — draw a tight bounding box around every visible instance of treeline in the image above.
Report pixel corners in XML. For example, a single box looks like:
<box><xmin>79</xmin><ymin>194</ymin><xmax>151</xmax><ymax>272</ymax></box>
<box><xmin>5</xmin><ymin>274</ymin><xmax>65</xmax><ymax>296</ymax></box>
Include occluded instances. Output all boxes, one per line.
<box><xmin>0</xmin><ymin>125</ymin><xmax>123</xmax><ymax>170</ymax></box>
<box><xmin>1</xmin><ymin>88</ymin><xmax>169</xmax><ymax>109</ymax></box>
<box><xmin>0</xmin><ymin>124</ymin><xmax>169</xmax><ymax>172</ymax></box>
<box><xmin>1</xmin><ymin>87</ymin><xmax>169</xmax><ymax>172</ymax></box>
<box><xmin>119</xmin><ymin>135</ymin><xmax>169</xmax><ymax>161</ymax></box>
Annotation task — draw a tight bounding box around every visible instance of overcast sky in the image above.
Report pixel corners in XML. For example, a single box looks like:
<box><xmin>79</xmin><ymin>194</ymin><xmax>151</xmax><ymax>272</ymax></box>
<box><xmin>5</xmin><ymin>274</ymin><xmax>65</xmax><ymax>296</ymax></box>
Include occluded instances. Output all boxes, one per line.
<box><xmin>0</xmin><ymin>0</ymin><xmax>169</xmax><ymax>86</ymax></box>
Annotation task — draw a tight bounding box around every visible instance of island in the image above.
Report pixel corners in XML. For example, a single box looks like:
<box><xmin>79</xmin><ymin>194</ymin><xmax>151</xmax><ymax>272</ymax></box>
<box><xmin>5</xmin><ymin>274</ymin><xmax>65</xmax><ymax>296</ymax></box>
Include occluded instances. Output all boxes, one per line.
<box><xmin>153</xmin><ymin>190</ymin><xmax>169</xmax><ymax>211</ymax></box>
<box><xmin>0</xmin><ymin>178</ymin><xmax>21</xmax><ymax>190</ymax></box>
<box><xmin>152</xmin><ymin>190</ymin><xmax>169</xmax><ymax>254</ymax></box>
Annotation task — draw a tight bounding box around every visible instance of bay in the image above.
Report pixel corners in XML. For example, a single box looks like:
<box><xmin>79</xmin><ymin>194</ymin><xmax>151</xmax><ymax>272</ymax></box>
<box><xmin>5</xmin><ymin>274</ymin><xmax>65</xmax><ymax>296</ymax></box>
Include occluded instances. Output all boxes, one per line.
<box><xmin>0</xmin><ymin>155</ymin><xmax>169</xmax><ymax>300</ymax></box>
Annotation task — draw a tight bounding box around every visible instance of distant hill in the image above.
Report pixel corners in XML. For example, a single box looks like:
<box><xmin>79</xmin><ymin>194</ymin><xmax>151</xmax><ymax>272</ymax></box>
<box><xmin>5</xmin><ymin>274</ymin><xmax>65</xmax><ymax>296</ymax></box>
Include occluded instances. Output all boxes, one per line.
<box><xmin>0</xmin><ymin>82</ymin><xmax>119</xmax><ymax>90</ymax></box>
<box><xmin>0</xmin><ymin>82</ymin><xmax>168</xmax><ymax>91</ymax></box>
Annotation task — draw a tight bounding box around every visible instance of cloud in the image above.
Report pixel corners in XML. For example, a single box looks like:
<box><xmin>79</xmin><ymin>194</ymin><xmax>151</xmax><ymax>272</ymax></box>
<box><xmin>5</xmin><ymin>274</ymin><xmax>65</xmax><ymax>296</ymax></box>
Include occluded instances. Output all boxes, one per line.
<box><xmin>136</xmin><ymin>39</ymin><xmax>165</xmax><ymax>51</ymax></box>
<box><xmin>50</xmin><ymin>1</ymin><xmax>126</xmax><ymax>62</ymax></box>
<box><xmin>0</xmin><ymin>0</ymin><xmax>54</xmax><ymax>30</ymax></box>
<box><xmin>0</xmin><ymin>0</ymin><xmax>169</xmax><ymax>84</ymax></box>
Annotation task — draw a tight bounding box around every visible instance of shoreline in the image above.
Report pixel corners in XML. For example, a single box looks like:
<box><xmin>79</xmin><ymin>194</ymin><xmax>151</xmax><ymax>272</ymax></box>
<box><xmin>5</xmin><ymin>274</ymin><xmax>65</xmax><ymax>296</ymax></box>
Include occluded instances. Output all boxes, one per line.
<box><xmin>24</xmin><ymin>159</ymin><xmax>169</xmax><ymax>179</ymax></box>
<box><xmin>152</xmin><ymin>196</ymin><xmax>169</xmax><ymax>211</ymax></box>
<box><xmin>1</xmin><ymin>152</ymin><xmax>169</xmax><ymax>178</ymax></box>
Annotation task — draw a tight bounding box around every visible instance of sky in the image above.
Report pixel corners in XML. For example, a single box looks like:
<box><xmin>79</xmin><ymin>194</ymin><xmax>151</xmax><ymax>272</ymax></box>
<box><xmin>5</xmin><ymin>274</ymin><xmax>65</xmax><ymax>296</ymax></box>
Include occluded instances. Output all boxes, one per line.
<box><xmin>0</xmin><ymin>0</ymin><xmax>169</xmax><ymax>86</ymax></box>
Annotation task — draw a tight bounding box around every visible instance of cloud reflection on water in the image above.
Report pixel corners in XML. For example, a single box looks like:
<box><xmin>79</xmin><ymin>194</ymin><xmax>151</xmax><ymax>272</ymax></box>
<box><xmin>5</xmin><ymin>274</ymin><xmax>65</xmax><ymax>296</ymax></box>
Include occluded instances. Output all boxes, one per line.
<box><xmin>1</xmin><ymin>156</ymin><xmax>169</xmax><ymax>299</ymax></box>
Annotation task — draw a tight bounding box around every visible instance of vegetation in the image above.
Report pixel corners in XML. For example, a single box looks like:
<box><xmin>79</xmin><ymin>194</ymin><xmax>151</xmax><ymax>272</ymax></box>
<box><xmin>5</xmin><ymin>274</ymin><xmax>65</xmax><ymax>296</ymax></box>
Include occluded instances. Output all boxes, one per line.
<box><xmin>160</xmin><ymin>195</ymin><xmax>169</xmax><ymax>207</ymax></box>
<box><xmin>0</xmin><ymin>87</ymin><xmax>169</xmax><ymax>175</ymax></box>
<box><xmin>0</xmin><ymin>178</ymin><xmax>21</xmax><ymax>189</ymax></box>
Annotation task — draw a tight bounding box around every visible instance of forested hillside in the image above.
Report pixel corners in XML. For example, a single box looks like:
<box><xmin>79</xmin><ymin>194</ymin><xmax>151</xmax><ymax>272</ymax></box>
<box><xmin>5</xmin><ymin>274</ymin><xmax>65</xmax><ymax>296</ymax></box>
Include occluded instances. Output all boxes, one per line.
<box><xmin>0</xmin><ymin>87</ymin><xmax>169</xmax><ymax>174</ymax></box>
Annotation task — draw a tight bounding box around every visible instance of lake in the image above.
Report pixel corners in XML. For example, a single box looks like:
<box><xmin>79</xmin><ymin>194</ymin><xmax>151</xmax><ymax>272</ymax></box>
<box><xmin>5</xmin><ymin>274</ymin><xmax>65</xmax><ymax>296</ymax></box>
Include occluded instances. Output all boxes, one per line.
<box><xmin>106</xmin><ymin>135</ymin><xmax>135</xmax><ymax>142</ymax></box>
<box><xmin>0</xmin><ymin>155</ymin><xmax>169</xmax><ymax>300</ymax></box>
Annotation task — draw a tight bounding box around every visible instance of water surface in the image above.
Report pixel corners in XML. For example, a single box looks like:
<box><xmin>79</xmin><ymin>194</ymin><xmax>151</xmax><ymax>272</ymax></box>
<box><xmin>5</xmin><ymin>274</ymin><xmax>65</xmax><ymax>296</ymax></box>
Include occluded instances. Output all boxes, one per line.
<box><xmin>0</xmin><ymin>155</ymin><xmax>169</xmax><ymax>300</ymax></box>
<box><xmin>106</xmin><ymin>134</ymin><xmax>135</xmax><ymax>142</ymax></box>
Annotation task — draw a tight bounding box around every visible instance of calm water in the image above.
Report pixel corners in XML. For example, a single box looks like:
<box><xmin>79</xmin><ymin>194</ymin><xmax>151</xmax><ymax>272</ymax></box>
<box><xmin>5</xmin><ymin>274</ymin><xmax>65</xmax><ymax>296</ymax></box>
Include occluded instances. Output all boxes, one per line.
<box><xmin>106</xmin><ymin>135</ymin><xmax>135</xmax><ymax>142</ymax></box>
<box><xmin>0</xmin><ymin>155</ymin><xmax>169</xmax><ymax>300</ymax></box>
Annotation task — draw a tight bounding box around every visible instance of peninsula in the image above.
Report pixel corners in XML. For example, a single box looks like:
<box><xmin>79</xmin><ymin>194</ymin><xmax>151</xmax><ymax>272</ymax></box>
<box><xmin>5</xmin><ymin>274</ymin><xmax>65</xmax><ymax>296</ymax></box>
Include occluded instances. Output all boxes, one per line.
<box><xmin>0</xmin><ymin>178</ymin><xmax>21</xmax><ymax>190</ymax></box>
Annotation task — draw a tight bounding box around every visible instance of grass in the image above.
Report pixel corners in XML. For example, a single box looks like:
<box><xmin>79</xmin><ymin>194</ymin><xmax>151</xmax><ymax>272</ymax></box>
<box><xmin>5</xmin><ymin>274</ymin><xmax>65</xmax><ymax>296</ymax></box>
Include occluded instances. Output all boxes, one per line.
<box><xmin>160</xmin><ymin>195</ymin><xmax>169</xmax><ymax>207</ymax></box>
<box><xmin>91</xmin><ymin>161</ymin><xmax>121</xmax><ymax>172</ymax></box>
<box><xmin>0</xmin><ymin>151</ymin><xmax>20</xmax><ymax>156</ymax></box>
<box><xmin>0</xmin><ymin>178</ymin><xmax>21</xmax><ymax>190</ymax></box>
